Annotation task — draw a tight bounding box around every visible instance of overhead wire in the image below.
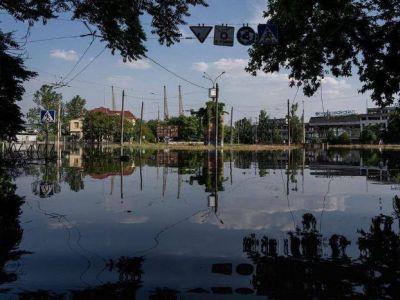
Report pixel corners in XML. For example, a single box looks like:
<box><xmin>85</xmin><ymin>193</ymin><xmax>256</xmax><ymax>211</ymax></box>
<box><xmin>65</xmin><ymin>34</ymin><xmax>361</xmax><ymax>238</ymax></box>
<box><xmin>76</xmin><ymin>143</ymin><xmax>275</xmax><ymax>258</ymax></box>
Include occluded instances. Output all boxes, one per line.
<box><xmin>146</xmin><ymin>55</ymin><xmax>208</xmax><ymax>90</ymax></box>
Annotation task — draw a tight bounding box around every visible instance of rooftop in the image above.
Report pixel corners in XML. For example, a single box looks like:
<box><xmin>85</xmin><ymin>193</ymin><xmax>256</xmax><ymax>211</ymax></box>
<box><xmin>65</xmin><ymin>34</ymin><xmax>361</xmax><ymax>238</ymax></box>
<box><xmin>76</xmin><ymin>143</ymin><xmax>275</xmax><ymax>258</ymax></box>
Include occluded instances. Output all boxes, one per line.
<box><xmin>90</xmin><ymin>107</ymin><xmax>137</xmax><ymax>120</ymax></box>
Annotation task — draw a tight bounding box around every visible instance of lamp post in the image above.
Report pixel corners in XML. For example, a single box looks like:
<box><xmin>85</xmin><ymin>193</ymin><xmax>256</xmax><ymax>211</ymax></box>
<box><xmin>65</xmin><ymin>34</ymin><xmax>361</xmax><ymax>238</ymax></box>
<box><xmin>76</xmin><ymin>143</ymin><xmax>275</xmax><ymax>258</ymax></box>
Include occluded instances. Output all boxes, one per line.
<box><xmin>203</xmin><ymin>71</ymin><xmax>225</xmax><ymax>147</ymax></box>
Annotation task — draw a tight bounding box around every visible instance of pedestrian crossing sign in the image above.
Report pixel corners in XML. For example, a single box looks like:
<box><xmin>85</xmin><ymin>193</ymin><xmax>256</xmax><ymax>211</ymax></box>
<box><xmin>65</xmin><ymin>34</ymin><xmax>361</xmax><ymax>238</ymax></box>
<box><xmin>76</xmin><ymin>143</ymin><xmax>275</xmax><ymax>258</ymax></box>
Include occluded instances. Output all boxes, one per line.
<box><xmin>40</xmin><ymin>110</ymin><xmax>56</xmax><ymax>123</ymax></box>
<box><xmin>257</xmin><ymin>24</ymin><xmax>279</xmax><ymax>45</ymax></box>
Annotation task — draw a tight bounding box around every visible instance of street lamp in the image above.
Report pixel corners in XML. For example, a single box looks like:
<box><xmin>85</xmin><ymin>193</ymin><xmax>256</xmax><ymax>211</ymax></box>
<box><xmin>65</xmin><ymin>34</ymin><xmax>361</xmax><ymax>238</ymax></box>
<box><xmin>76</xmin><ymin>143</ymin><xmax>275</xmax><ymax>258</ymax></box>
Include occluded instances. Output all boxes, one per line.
<box><xmin>202</xmin><ymin>71</ymin><xmax>225</xmax><ymax>147</ymax></box>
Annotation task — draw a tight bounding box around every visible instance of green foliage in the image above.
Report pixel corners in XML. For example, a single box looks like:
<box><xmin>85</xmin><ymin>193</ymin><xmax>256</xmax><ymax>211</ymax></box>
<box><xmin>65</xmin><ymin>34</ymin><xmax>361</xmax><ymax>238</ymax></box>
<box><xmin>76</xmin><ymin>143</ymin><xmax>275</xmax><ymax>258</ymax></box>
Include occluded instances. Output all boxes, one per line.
<box><xmin>0</xmin><ymin>30</ymin><xmax>36</xmax><ymax>140</ymax></box>
<box><xmin>258</xmin><ymin>110</ymin><xmax>270</xmax><ymax>144</ymax></box>
<box><xmin>360</xmin><ymin>126</ymin><xmax>380</xmax><ymax>144</ymax></box>
<box><xmin>0</xmin><ymin>0</ymin><xmax>207</xmax><ymax>139</ymax></box>
<box><xmin>384</xmin><ymin>109</ymin><xmax>400</xmax><ymax>143</ymax></box>
<box><xmin>289</xmin><ymin>103</ymin><xmax>303</xmax><ymax>143</ymax></box>
<box><xmin>337</xmin><ymin>132</ymin><xmax>351</xmax><ymax>145</ymax></box>
<box><xmin>247</xmin><ymin>0</ymin><xmax>400</xmax><ymax>106</ymax></box>
<box><xmin>134</xmin><ymin>120</ymin><xmax>156</xmax><ymax>143</ymax></box>
<box><xmin>167</xmin><ymin>115</ymin><xmax>202</xmax><ymax>141</ymax></box>
<box><xmin>26</xmin><ymin>85</ymin><xmax>63</xmax><ymax>136</ymax></box>
<box><xmin>235</xmin><ymin>118</ymin><xmax>253</xmax><ymax>144</ymax></box>
<box><xmin>83</xmin><ymin>111</ymin><xmax>134</xmax><ymax>143</ymax></box>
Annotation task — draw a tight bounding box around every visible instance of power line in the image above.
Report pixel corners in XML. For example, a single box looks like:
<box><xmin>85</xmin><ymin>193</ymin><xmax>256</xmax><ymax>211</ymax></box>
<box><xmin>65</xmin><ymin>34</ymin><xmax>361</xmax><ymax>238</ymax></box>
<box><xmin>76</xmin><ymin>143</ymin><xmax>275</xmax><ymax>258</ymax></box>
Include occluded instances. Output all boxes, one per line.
<box><xmin>146</xmin><ymin>55</ymin><xmax>208</xmax><ymax>90</ymax></box>
<box><xmin>63</xmin><ymin>46</ymin><xmax>106</xmax><ymax>86</ymax></box>
<box><xmin>61</xmin><ymin>37</ymin><xmax>96</xmax><ymax>84</ymax></box>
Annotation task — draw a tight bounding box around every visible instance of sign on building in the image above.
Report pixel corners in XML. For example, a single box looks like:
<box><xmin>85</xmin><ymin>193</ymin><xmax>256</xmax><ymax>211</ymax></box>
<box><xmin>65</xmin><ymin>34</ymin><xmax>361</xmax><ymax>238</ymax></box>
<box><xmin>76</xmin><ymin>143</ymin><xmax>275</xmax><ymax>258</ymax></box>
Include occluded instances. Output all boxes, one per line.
<box><xmin>40</xmin><ymin>110</ymin><xmax>56</xmax><ymax>123</ymax></box>
<box><xmin>157</xmin><ymin>125</ymin><xmax>179</xmax><ymax>140</ymax></box>
<box><xmin>214</xmin><ymin>25</ymin><xmax>235</xmax><ymax>47</ymax></box>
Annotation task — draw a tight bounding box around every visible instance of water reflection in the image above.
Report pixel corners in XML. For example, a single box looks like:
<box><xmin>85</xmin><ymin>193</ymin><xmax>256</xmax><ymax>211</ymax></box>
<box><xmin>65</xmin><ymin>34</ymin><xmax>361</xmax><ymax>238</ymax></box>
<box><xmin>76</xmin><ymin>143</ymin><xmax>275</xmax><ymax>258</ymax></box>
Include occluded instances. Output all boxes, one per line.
<box><xmin>3</xmin><ymin>147</ymin><xmax>400</xmax><ymax>298</ymax></box>
<box><xmin>0</xmin><ymin>161</ymin><xmax>30</xmax><ymax>292</ymax></box>
<box><xmin>243</xmin><ymin>207</ymin><xmax>400</xmax><ymax>298</ymax></box>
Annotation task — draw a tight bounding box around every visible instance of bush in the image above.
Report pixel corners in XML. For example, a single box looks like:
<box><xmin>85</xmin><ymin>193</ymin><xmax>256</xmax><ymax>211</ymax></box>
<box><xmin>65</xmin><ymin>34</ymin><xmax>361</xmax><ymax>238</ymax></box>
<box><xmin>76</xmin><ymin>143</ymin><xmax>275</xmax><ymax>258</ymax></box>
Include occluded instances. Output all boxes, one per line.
<box><xmin>337</xmin><ymin>132</ymin><xmax>351</xmax><ymax>144</ymax></box>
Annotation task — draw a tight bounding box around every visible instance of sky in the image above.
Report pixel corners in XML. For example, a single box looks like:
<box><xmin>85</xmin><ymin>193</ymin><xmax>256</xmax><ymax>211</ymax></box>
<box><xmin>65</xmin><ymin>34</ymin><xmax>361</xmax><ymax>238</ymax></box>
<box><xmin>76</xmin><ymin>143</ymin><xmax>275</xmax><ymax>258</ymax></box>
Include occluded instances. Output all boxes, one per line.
<box><xmin>1</xmin><ymin>0</ymin><xmax>375</xmax><ymax>122</ymax></box>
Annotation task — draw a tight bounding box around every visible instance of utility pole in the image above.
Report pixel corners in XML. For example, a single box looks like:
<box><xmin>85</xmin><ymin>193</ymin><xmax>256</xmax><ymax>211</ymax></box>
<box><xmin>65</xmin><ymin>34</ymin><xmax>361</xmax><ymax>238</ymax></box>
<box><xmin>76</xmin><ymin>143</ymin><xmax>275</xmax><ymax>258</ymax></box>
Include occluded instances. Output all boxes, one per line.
<box><xmin>230</xmin><ymin>106</ymin><xmax>233</xmax><ymax>145</ymax></box>
<box><xmin>215</xmin><ymin>83</ymin><xmax>219</xmax><ymax>147</ymax></box>
<box><xmin>302</xmin><ymin>99</ymin><xmax>305</xmax><ymax>144</ymax></box>
<box><xmin>139</xmin><ymin>101</ymin><xmax>144</xmax><ymax>146</ymax></box>
<box><xmin>178</xmin><ymin>85</ymin><xmax>184</xmax><ymax>116</ymax></box>
<box><xmin>163</xmin><ymin>85</ymin><xmax>169</xmax><ymax>120</ymax></box>
<box><xmin>112</xmin><ymin>85</ymin><xmax>116</xmax><ymax>111</ymax></box>
<box><xmin>287</xmin><ymin>99</ymin><xmax>291</xmax><ymax>148</ymax></box>
<box><xmin>57</xmin><ymin>99</ymin><xmax>61</xmax><ymax>155</ymax></box>
<box><xmin>120</xmin><ymin>90</ymin><xmax>125</xmax><ymax>157</ymax></box>
<box><xmin>255</xmin><ymin>117</ymin><xmax>258</xmax><ymax>144</ymax></box>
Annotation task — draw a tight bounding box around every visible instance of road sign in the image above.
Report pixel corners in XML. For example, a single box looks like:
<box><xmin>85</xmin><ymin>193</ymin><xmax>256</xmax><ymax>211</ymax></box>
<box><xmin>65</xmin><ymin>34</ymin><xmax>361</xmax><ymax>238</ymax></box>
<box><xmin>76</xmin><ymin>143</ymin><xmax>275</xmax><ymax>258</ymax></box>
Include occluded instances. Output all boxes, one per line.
<box><xmin>214</xmin><ymin>25</ymin><xmax>235</xmax><ymax>47</ymax></box>
<box><xmin>236</xmin><ymin>26</ymin><xmax>256</xmax><ymax>46</ymax></box>
<box><xmin>257</xmin><ymin>24</ymin><xmax>279</xmax><ymax>45</ymax></box>
<box><xmin>40</xmin><ymin>110</ymin><xmax>56</xmax><ymax>123</ymax></box>
<box><xmin>189</xmin><ymin>26</ymin><xmax>213</xmax><ymax>43</ymax></box>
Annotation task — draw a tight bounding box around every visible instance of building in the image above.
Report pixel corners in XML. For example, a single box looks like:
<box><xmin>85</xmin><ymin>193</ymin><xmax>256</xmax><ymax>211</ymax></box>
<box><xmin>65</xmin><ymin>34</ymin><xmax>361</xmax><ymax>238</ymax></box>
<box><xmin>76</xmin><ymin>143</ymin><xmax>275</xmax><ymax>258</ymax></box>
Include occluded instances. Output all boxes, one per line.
<box><xmin>307</xmin><ymin>107</ymin><xmax>396</xmax><ymax>142</ymax></box>
<box><xmin>16</xmin><ymin>124</ymin><xmax>38</xmax><ymax>143</ymax></box>
<box><xmin>69</xmin><ymin>117</ymin><xmax>84</xmax><ymax>141</ymax></box>
<box><xmin>90</xmin><ymin>107</ymin><xmax>137</xmax><ymax>125</ymax></box>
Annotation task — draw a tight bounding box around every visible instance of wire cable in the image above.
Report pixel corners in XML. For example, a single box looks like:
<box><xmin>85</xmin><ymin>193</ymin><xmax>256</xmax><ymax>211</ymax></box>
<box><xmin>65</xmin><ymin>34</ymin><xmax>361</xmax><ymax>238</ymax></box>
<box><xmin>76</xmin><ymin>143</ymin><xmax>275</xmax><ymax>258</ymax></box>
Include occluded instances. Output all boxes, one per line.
<box><xmin>61</xmin><ymin>36</ymin><xmax>96</xmax><ymax>84</ymax></box>
<box><xmin>146</xmin><ymin>55</ymin><xmax>208</xmax><ymax>90</ymax></box>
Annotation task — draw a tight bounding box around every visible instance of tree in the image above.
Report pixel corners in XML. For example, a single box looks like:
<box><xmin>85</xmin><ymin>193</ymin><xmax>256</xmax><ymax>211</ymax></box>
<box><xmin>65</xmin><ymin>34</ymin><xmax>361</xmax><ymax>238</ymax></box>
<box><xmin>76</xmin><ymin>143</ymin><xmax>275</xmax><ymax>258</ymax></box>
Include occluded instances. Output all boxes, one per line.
<box><xmin>384</xmin><ymin>109</ymin><xmax>400</xmax><ymax>143</ymax></box>
<box><xmin>247</xmin><ymin>0</ymin><xmax>400</xmax><ymax>107</ymax></box>
<box><xmin>65</xmin><ymin>95</ymin><xmax>86</xmax><ymax>120</ymax></box>
<box><xmin>0</xmin><ymin>0</ymin><xmax>207</xmax><ymax>139</ymax></box>
<box><xmin>0</xmin><ymin>30</ymin><xmax>36</xmax><ymax>141</ymax></box>
<box><xmin>26</xmin><ymin>84</ymin><xmax>63</xmax><ymax>137</ymax></box>
<box><xmin>63</xmin><ymin>95</ymin><xmax>86</xmax><ymax>134</ymax></box>
<box><xmin>235</xmin><ymin>118</ymin><xmax>253</xmax><ymax>144</ymax></box>
<box><xmin>167</xmin><ymin>115</ymin><xmax>202</xmax><ymax>141</ymax></box>
<box><xmin>360</xmin><ymin>126</ymin><xmax>379</xmax><ymax>144</ymax></box>
<box><xmin>258</xmin><ymin>110</ymin><xmax>270</xmax><ymax>144</ymax></box>
<box><xmin>289</xmin><ymin>103</ymin><xmax>303</xmax><ymax>143</ymax></box>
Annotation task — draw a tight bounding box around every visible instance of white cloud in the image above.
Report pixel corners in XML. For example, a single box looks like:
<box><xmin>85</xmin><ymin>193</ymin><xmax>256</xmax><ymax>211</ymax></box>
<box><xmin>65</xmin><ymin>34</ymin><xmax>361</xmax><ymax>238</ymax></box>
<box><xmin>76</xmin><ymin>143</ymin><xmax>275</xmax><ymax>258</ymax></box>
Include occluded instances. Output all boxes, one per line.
<box><xmin>212</xmin><ymin>58</ymin><xmax>247</xmax><ymax>72</ymax></box>
<box><xmin>50</xmin><ymin>49</ymin><xmax>78</xmax><ymax>61</ymax></box>
<box><xmin>121</xmin><ymin>59</ymin><xmax>151</xmax><ymax>70</ymax></box>
<box><xmin>192</xmin><ymin>62</ymin><xmax>209</xmax><ymax>72</ymax></box>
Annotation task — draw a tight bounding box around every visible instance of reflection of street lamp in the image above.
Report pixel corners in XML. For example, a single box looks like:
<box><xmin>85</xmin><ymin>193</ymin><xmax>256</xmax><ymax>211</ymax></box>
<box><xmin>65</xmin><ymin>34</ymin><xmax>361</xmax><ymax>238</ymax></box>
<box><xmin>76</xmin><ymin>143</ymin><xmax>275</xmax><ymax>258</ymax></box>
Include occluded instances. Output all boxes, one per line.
<box><xmin>203</xmin><ymin>72</ymin><xmax>225</xmax><ymax>147</ymax></box>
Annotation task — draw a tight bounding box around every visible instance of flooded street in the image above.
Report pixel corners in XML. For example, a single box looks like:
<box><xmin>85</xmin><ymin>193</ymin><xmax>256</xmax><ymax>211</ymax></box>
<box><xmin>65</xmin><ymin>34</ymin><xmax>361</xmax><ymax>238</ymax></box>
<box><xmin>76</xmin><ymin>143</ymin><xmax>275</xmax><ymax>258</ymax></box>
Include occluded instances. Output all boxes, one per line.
<box><xmin>2</xmin><ymin>148</ymin><xmax>400</xmax><ymax>298</ymax></box>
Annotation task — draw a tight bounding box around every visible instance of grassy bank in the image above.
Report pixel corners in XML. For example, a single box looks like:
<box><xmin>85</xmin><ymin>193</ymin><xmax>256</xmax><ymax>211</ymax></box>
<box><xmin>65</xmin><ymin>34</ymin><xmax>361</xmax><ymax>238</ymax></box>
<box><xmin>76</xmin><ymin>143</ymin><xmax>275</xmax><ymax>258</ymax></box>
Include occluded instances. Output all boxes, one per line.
<box><xmin>104</xmin><ymin>143</ymin><xmax>300</xmax><ymax>151</ymax></box>
<box><xmin>329</xmin><ymin>144</ymin><xmax>400</xmax><ymax>150</ymax></box>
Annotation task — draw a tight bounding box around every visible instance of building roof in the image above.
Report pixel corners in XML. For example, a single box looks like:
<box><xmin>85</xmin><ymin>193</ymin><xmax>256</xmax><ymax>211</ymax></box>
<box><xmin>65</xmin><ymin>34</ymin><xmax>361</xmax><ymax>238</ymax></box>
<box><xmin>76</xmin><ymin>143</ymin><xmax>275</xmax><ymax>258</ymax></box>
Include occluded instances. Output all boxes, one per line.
<box><xmin>90</xmin><ymin>107</ymin><xmax>137</xmax><ymax>120</ymax></box>
<box><xmin>309</xmin><ymin>115</ymin><xmax>360</xmax><ymax>125</ymax></box>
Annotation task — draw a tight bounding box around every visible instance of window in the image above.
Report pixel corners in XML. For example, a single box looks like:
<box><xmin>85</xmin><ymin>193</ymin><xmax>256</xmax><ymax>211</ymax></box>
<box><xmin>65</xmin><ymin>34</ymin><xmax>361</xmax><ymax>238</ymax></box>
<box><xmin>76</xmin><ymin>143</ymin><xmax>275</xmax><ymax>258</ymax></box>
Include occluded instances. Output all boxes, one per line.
<box><xmin>74</xmin><ymin>122</ymin><xmax>79</xmax><ymax>129</ymax></box>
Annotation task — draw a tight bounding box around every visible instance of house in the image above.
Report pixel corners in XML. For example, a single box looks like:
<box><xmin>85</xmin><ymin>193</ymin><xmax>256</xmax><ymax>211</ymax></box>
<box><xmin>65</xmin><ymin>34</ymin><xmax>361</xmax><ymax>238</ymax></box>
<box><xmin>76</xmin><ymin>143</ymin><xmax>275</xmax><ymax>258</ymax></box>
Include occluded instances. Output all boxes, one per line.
<box><xmin>89</xmin><ymin>107</ymin><xmax>137</xmax><ymax>125</ymax></box>
<box><xmin>69</xmin><ymin>117</ymin><xmax>84</xmax><ymax>141</ymax></box>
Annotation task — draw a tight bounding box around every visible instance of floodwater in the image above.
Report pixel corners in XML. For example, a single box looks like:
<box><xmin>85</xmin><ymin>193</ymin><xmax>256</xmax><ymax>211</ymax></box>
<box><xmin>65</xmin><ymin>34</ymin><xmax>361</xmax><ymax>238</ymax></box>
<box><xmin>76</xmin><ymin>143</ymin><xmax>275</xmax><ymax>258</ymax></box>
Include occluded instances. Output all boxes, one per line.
<box><xmin>1</xmin><ymin>147</ymin><xmax>400</xmax><ymax>299</ymax></box>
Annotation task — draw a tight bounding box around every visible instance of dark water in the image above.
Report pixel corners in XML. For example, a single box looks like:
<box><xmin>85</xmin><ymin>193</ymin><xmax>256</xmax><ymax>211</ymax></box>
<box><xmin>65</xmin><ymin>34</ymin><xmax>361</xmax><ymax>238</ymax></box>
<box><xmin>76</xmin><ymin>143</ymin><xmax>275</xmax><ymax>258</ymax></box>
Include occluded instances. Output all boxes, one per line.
<box><xmin>1</xmin><ymin>147</ymin><xmax>400</xmax><ymax>299</ymax></box>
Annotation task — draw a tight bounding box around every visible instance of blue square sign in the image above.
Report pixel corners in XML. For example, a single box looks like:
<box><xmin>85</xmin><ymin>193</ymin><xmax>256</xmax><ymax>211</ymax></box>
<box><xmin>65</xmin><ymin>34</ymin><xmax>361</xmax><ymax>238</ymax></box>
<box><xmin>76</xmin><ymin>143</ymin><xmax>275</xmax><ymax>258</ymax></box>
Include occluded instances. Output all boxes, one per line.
<box><xmin>257</xmin><ymin>24</ymin><xmax>279</xmax><ymax>45</ymax></box>
<box><xmin>40</xmin><ymin>110</ymin><xmax>56</xmax><ymax>123</ymax></box>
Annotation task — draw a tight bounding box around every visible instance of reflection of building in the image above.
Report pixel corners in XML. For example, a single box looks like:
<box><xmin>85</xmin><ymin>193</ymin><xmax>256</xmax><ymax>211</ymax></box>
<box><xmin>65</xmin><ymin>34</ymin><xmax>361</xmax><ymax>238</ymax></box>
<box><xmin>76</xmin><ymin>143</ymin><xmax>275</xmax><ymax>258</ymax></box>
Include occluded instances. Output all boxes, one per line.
<box><xmin>308</xmin><ymin>107</ymin><xmax>396</xmax><ymax>142</ymax></box>
<box><xmin>69</xmin><ymin>147</ymin><xmax>83</xmax><ymax>168</ymax></box>
<box><xmin>69</xmin><ymin>117</ymin><xmax>84</xmax><ymax>140</ymax></box>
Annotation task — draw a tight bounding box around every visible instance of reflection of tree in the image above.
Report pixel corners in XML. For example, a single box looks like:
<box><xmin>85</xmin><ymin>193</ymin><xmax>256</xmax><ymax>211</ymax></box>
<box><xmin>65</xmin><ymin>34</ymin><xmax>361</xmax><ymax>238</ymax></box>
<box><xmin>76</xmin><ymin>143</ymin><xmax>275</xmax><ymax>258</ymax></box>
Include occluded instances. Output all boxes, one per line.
<box><xmin>189</xmin><ymin>151</ymin><xmax>225</xmax><ymax>192</ymax></box>
<box><xmin>243</xmin><ymin>207</ymin><xmax>400</xmax><ymax>298</ymax></box>
<box><xmin>31</xmin><ymin>162</ymin><xmax>61</xmax><ymax>198</ymax></box>
<box><xmin>63</xmin><ymin>166</ymin><xmax>84</xmax><ymax>192</ymax></box>
<box><xmin>19</xmin><ymin>256</ymin><xmax>144</xmax><ymax>299</ymax></box>
<box><xmin>0</xmin><ymin>161</ymin><xmax>30</xmax><ymax>292</ymax></box>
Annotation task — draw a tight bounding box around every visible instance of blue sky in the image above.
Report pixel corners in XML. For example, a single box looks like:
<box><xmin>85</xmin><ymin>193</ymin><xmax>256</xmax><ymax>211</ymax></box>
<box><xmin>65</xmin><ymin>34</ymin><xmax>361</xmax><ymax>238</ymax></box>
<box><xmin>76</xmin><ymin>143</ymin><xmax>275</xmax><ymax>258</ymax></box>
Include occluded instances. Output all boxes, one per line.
<box><xmin>1</xmin><ymin>0</ymin><xmax>373</xmax><ymax>122</ymax></box>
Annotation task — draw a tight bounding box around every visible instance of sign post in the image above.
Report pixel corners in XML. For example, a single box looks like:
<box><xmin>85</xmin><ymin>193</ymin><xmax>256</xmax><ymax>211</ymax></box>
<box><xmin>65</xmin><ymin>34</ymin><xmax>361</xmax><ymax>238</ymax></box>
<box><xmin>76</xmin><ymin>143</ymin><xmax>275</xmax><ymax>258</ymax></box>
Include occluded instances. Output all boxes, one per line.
<box><xmin>40</xmin><ymin>110</ymin><xmax>56</xmax><ymax>159</ymax></box>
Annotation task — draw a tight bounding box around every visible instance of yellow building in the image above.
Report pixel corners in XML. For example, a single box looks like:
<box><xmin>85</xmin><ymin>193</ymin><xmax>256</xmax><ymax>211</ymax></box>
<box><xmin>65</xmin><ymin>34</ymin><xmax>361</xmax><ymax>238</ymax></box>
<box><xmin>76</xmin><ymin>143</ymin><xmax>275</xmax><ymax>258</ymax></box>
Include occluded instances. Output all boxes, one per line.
<box><xmin>69</xmin><ymin>117</ymin><xmax>84</xmax><ymax>140</ymax></box>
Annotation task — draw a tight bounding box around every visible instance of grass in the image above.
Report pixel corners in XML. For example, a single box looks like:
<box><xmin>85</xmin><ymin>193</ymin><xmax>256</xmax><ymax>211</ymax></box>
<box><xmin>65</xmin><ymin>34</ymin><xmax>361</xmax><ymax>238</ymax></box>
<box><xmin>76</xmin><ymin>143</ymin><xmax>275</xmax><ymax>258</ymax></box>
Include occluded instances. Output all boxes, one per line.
<box><xmin>329</xmin><ymin>144</ymin><xmax>400</xmax><ymax>150</ymax></box>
